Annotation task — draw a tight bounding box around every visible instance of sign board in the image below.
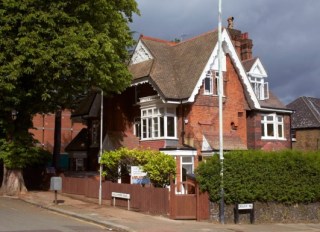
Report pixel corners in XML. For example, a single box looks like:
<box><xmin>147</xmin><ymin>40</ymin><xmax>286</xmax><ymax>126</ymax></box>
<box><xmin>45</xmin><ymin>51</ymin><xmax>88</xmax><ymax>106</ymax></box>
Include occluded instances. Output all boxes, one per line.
<box><xmin>50</xmin><ymin>177</ymin><xmax>62</xmax><ymax>191</ymax></box>
<box><xmin>112</xmin><ymin>192</ymin><xmax>130</xmax><ymax>199</ymax></box>
<box><xmin>130</xmin><ymin>166</ymin><xmax>150</xmax><ymax>185</ymax></box>
<box><xmin>238</xmin><ymin>203</ymin><xmax>253</xmax><ymax>210</ymax></box>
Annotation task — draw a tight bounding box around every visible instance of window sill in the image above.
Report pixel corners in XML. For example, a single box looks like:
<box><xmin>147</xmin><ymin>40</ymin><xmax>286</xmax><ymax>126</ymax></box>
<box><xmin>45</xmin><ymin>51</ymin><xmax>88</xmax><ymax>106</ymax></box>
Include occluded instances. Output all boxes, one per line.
<box><xmin>261</xmin><ymin>137</ymin><xmax>287</xmax><ymax>141</ymax></box>
<box><xmin>140</xmin><ymin>137</ymin><xmax>178</xmax><ymax>141</ymax></box>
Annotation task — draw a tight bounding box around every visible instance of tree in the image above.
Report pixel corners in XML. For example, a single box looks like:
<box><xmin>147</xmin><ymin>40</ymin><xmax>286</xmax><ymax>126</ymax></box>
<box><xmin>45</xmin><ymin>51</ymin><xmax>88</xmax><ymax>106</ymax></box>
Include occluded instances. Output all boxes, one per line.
<box><xmin>0</xmin><ymin>0</ymin><xmax>139</xmax><ymax>195</ymax></box>
<box><xmin>101</xmin><ymin>148</ymin><xmax>176</xmax><ymax>188</ymax></box>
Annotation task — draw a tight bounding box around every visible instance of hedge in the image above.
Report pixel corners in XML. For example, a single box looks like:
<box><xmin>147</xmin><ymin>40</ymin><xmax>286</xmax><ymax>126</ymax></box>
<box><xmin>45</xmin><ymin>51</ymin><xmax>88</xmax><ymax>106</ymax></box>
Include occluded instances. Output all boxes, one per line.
<box><xmin>196</xmin><ymin>150</ymin><xmax>320</xmax><ymax>204</ymax></box>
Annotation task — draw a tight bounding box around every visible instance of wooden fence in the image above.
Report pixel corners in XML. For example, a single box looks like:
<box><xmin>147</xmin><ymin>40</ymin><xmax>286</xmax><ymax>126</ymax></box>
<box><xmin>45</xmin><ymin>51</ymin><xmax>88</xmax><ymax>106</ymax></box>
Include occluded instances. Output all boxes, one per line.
<box><xmin>61</xmin><ymin>174</ymin><xmax>169</xmax><ymax>215</ymax></box>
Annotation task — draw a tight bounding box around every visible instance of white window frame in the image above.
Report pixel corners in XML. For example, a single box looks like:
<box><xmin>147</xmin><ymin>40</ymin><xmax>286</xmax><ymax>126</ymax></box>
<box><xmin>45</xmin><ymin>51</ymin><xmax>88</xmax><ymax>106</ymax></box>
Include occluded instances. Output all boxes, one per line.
<box><xmin>140</xmin><ymin>106</ymin><xmax>177</xmax><ymax>140</ymax></box>
<box><xmin>261</xmin><ymin>113</ymin><xmax>285</xmax><ymax>140</ymax></box>
<box><xmin>204</xmin><ymin>70</ymin><xmax>219</xmax><ymax>96</ymax></box>
<box><xmin>181</xmin><ymin>156</ymin><xmax>194</xmax><ymax>179</ymax></box>
<box><xmin>250</xmin><ymin>76</ymin><xmax>269</xmax><ymax>100</ymax></box>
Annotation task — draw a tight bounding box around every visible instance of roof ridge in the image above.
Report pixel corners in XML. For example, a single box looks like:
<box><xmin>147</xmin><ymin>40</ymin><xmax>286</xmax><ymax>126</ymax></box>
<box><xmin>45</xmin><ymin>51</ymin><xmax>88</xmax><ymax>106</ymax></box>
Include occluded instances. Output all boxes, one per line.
<box><xmin>140</xmin><ymin>35</ymin><xmax>177</xmax><ymax>46</ymax></box>
<box><xmin>173</xmin><ymin>29</ymin><xmax>218</xmax><ymax>47</ymax></box>
<box><xmin>303</xmin><ymin>96</ymin><xmax>320</xmax><ymax>124</ymax></box>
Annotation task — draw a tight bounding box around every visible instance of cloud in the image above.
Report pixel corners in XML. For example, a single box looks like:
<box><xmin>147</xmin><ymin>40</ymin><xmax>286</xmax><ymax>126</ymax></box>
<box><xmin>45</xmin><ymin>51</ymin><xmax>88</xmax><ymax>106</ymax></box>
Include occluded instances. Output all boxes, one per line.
<box><xmin>130</xmin><ymin>0</ymin><xmax>320</xmax><ymax>104</ymax></box>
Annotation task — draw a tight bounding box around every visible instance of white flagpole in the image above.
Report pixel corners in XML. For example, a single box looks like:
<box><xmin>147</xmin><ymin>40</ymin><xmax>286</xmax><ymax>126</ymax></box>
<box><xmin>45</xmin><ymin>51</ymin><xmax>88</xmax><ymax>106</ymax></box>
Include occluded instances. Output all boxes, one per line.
<box><xmin>99</xmin><ymin>90</ymin><xmax>103</xmax><ymax>205</ymax></box>
<box><xmin>218</xmin><ymin>0</ymin><xmax>225</xmax><ymax>224</ymax></box>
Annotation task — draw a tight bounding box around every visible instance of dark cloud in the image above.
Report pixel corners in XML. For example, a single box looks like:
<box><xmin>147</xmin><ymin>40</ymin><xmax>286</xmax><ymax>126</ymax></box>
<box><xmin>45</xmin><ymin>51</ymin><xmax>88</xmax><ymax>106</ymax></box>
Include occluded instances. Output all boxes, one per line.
<box><xmin>130</xmin><ymin>0</ymin><xmax>320</xmax><ymax>104</ymax></box>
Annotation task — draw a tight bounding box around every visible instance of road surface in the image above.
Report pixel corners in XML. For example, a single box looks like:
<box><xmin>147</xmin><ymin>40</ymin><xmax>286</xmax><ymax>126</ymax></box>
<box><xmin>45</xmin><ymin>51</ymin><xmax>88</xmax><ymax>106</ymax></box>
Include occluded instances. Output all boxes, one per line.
<box><xmin>0</xmin><ymin>197</ymin><xmax>117</xmax><ymax>232</ymax></box>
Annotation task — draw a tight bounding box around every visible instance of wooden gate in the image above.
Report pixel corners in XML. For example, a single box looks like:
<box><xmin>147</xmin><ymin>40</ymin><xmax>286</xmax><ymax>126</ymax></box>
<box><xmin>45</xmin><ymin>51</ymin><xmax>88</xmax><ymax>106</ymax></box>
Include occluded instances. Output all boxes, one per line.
<box><xmin>169</xmin><ymin>178</ymin><xmax>209</xmax><ymax>220</ymax></box>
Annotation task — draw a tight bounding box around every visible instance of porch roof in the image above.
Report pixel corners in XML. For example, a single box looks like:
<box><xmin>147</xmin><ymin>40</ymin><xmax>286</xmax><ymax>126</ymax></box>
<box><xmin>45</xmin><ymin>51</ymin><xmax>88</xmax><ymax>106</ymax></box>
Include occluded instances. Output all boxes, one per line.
<box><xmin>202</xmin><ymin>133</ymin><xmax>247</xmax><ymax>151</ymax></box>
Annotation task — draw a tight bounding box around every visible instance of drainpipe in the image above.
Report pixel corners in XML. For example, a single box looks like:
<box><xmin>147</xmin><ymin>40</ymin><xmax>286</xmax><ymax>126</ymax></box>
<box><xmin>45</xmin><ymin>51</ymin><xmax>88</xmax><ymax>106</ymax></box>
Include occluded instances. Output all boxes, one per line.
<box><xmin>180</xmin><ymin>101</ymin><xmax>185</xmax><ymax>146</ymax></box>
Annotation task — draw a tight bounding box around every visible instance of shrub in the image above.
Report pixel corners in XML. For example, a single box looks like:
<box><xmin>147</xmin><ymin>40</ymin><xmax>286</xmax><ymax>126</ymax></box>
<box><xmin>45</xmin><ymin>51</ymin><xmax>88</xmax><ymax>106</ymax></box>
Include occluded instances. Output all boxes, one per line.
<box><xmin>196</xmin><ymin>150</ymin><xmax>320</xmax><ymax>204</ymax></box>
<box><xmin>101</xmin><ymin>148</ymin><xmax>176</xmax><ymax>187</ymax></box>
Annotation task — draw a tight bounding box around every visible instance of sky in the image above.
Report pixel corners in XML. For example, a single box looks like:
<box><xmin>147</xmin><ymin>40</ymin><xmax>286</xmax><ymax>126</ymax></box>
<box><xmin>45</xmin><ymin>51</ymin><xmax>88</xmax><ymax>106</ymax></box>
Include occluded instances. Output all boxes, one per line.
<box><xmin>129</xmin><ymin>0</ymin><xmax>320</xmax><ymax>104</ymax></box>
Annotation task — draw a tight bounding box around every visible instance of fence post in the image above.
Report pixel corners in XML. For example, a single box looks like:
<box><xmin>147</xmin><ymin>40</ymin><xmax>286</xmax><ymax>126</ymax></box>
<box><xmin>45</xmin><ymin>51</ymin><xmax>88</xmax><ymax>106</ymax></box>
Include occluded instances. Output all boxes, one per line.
<box><xmin>169</xmin><ymin>175</ymin><xmax>176</xmax><ymax>219</ymax></box>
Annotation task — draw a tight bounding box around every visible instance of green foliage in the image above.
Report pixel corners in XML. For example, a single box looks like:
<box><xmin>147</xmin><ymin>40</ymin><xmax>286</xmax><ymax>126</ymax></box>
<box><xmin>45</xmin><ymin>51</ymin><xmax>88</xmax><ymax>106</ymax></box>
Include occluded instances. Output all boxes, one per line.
<box><xmin>101</xmin><ymin>148</ymin><xmax>176</xmax><ymax>187</ymax></box>
<box><xmin>196</xmin><ymin>150</ymin><xmax>320</xmax><ymax>204</ymax></box>
<box><xmin>0</xmin><ymin>138</ymin><xmax>51</xmax><ymax>169</ymax></box>
<box><xmin>0</xmin><ymin>0</ymin><xmax>139</xmax><ymax>169</ymax></box>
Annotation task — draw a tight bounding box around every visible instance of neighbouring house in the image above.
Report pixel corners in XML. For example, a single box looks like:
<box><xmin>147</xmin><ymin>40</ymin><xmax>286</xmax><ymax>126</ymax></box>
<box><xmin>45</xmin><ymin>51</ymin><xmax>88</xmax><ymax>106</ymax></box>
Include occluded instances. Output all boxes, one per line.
<box><xmin>287</xmin><ymin>96</ymin><xmax>320</xmax><ymax>151</ymax></box>
<box><xmin>68</xmin><ymin>22</ymin><xmax>292</xmax><ymax>184</ymax></box>
<box><xmin>30</xmin><ymin>110</ymin><xmax>85</xmax><ymax>169</ymax></box>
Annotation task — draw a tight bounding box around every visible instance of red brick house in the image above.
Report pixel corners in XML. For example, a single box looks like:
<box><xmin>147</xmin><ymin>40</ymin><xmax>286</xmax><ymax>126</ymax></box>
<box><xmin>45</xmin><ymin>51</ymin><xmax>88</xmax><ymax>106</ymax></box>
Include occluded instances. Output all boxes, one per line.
<box><xmin>287</xmin><ymin>96</ymin><xmax>320</xmax><ymax>151</ymax></box>
<box><xmin>68</xmin><ymin>26</ymin><xmax>292</xmax><ymax>183</ymax></box>
<box><xmin>30</xmin><ymin>110</ymin><xmax>85</xmax><ymax>169</ymax></box>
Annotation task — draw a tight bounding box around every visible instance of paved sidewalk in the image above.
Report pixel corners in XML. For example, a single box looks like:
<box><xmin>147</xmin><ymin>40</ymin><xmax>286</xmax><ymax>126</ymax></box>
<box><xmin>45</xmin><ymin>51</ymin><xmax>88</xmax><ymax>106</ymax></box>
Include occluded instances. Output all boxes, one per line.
<box><xmin>17</xmin><ymin>191</ymin><xmax>320</xmax><ymax>232</ymax></box>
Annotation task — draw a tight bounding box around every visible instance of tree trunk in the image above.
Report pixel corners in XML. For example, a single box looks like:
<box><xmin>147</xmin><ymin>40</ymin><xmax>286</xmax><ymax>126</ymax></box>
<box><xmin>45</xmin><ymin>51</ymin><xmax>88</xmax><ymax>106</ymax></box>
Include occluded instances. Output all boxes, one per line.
<box><xmin>53</xmin><ymin>109</ymin><xmax>62</xmax><ymax>170</ymax></box>
<box><xmin>1</xmin><ymin>165</ymin><xmax>27</xmax><ymax>196</ymax></box>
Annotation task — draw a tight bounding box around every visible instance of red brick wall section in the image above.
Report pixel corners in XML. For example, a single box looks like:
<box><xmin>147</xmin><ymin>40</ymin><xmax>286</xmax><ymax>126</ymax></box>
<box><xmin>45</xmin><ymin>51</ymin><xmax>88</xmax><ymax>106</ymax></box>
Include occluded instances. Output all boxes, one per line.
<box><xmin>246</xmin><ymin>112</ymin><xmax>291</xmax><ymax>150</ymax></box>
<box><xmin>139</xmin><ymin>140</ymin><xmax>166</xmax><ymax>150</ymax></box>
<box><xmin>183</xmin><ymin>55</ymin><xmax>248</xmax><ymax>152</ymax></box>
<box><xmin>30</xmin><ymin>110</ymin><xmax>85</xmax><ymax>153</ymax></box>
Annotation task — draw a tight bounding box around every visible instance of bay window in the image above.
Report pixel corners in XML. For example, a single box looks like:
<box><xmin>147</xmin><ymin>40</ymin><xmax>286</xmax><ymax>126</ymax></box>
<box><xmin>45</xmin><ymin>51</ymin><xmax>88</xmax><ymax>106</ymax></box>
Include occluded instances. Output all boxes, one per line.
<box><xmin>261</xmin><ymin>114</ymin><xmax>284</xmax><ymax>139</ymax></box>
<box><xmin>140</xmin><ymin>106</ymin><xmax>177</xmax><ymax>140</ymax></box>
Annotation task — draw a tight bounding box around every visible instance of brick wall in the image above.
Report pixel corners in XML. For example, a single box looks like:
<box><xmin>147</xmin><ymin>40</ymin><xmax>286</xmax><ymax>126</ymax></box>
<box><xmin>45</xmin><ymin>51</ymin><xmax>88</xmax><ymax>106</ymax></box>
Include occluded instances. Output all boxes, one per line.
<box><xmin>30</xmin><ymin>110</ymin><xmax>85</xmax><ymax>153</ymax></box>
<box><xmin>183</xmin><ymin>55</ymin><xmax>248</xmax><ymax>151</ymax></box>
<box><xmin>246</xmin><ymin>111</ymin><xmax>291</xmax><ymax>150</ymax></box>
<box><xmin>293</xmin><ymin>129</ymin><xmax>320</xmax><ymax>151</ymax></box>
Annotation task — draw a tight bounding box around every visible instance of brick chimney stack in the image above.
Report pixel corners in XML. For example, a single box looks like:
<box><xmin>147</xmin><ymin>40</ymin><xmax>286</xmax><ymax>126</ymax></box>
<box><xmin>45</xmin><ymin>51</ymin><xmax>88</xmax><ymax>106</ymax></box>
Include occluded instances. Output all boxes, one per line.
<box><xmin>226</xmin><ymin>18</ymin><xmax>253</xmax><ymax>61</ymax></box>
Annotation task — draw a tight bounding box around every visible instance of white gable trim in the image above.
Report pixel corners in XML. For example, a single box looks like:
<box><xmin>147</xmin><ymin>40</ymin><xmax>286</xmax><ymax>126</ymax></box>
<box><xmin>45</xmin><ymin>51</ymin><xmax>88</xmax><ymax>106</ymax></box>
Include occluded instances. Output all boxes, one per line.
<box><xmin>188</xmin><ymin>37</ymin><xmax>226</xmax><ymax>102</ymax></box>
<box><xmin>188</xmin><ymin>29</ymin><xmax>261</xmax><ymax>109</ymax></box>
<box><xmin>248</xmin><ymin>58</ymin><xmax>268</xmax><ymax>78</ymax></box>
<box><xmin>130</xmin><ymin>40</ymin><xmax>153</xmax><ymax>65</ymax></box>
<box><xmin>201</xmin><ymin>135</ymin><xmax>212</xmax><ymax>151</ymax></box>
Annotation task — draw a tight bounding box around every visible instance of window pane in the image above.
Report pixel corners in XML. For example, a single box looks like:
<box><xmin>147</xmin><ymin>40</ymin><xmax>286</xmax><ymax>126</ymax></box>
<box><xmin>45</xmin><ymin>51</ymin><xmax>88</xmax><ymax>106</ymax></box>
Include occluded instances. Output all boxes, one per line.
<box><xmin>182</xmin><ymin>157</ymin><xmax>192</xmax><ymax>163</ymax></box>
<box><xmin>267</xmin><ymin>124</ymin><xmax>274</xmax><ymax>136</ymax></box>
<box><xmin>153</xmin><ymin>108</ymin><xmax>158</xmax><ymax>115</ymax></box>
<box><xmin>153</xmin><ymin>117</ymin><xmax>158</xmax><ymax>137</ymax></box>
<box><xmin>204</xmin><ymin>75</ymin><xmax>212</xmax><ymax>93</ymax></box>
<box><xmin>261</xmin><ymin>123</ymin><xmax>265</xmax><ymax>136</ymax></box>
<box><xmin>142</xmin><ymin>119</ymin><xmax>147</xmax><ymax>138</ymax></box>
<box><xmin>277</xmin><ymin>116</ymin><xmax>283</xmax><ymax>122</ymax></box>
<box><xmin>160</xmin><ymin>117</ymin><xmax>164</xmax><ymax>137</ymax></box>
<box><xmin>167</xmin><ymin>116</ymin><xmax>175</xmax><ymax>137</ymax></box>
<box><xmin>278</xmin><ymin>125</ymin><xmax>283</xmax><ymax>138</ymax></box>
<box><xmin>142</xmin><ymin>110</ymin><xmax>147</xmax><ymax>117</ymax></box>
<box><xmin>148</xmin><ymin>118</ymin><xmax>152</xmax><ymax>138</ymax></box>
<box><xmin>267</xmin><ymin>116</ymin><xmax>273</xmax><ymax>121</ymax></box>
<box><xmin>214</xmin><ymin>77</ymin><xmax>219</xmax><ymax>95</ymax></box>
<box><xmin>182</xmin><ymin>164</ymin><xmax>193</xmax><ymax>174</ymax></box>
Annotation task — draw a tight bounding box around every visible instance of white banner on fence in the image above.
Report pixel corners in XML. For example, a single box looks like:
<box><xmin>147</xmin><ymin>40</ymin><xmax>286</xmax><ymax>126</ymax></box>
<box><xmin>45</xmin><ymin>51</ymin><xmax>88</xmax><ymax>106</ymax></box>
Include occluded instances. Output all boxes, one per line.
<box><xmin>130</xmin><ymin>166</ymin><xmax>150</xmax><ymax>185</ymax></box>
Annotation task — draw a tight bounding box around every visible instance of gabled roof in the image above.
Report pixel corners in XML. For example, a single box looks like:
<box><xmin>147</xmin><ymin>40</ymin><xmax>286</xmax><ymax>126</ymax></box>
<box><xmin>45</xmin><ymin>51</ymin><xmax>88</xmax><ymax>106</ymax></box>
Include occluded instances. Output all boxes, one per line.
<box><xmin>72</xmin><ymin>92</ymin><xmax>101</xmax><ymax>118</ymax></box>
<box><xmin>65</xmin><ymin>128</ymin><xmax>88</xmax><ymax>152</ymax></box>
<box><xmin>242</xmin><ymin>57</ymin><xmax>267</xmax><ymax>77</ymax></box>
<box><xmin>129</xmin><ymin>28</ymin><xmax>290</xmax><ymax>113</ymax></box>
<box><xmin>259</xmin><ymin>91</ymin><xmax>287</xmax><ymax>110</ymax></box>
<box><xmin>129</xmin><ymin>30</ymin><xmax>218</xmax><ymax>100</ymax></box>
<box><xmin>242</xmin><ymin>57</ymin><xmax>258</xmax><ymax>72</ymax></box>
<box><xmin>287</xmin><ymin>96</ymin><xmax>320</xmax><ymax>129</ymax></box>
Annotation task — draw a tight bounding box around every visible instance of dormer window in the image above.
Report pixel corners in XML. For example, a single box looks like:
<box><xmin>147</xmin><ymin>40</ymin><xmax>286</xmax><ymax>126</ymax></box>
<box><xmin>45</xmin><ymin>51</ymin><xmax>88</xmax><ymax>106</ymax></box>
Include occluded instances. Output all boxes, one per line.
<box><xmin>250</xmin><ymin>76</ymin><xmax>269</xmax><ymax>100</ymax></box>
<box><xmin>245</xmin><ymin>58</ymin><xmax>269</xmax><ymax>100</ymax></box>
